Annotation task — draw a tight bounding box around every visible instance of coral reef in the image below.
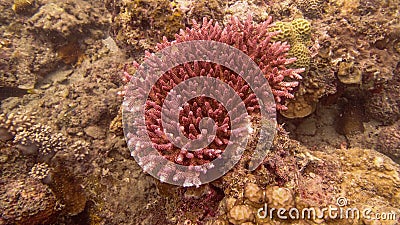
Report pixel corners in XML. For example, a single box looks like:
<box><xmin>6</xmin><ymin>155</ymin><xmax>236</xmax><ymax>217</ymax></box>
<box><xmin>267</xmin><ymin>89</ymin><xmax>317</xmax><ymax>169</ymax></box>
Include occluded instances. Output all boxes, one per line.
<box><xmin>0</xmin><ymin>109</ymin><xmax>92</xmax><ymax>223</ymax></box>
<box><xmin>0</xmin><ymin>0</ymin><xmax>399</xmax><ymax>224</ymax></box>
<box><xmin>0</xmin><ymin>28</ymin><xmax>155</xmax><ymax>223</ymax></box>
<box><xmin>264</xmin><ymin>186</ymin><xmax>295</xmax><ymax>209</ymax></box>
<box><xmin>279</xmin><ymin>94</ymin><xmax>317</xmax><ymax>118</ymax></box>
<box><xmin>288</xmin><ymin>42</ymin><xmax>311</xmax><ymax>70</ymax></box>
<box><xmin>228</xmin><ymin>204</ymin><xmax>254</xmax><ymax>224</ymax></box>
<box><xmin>108</xmin><ymin>0</ymin><xmax>274</xmax><ymax>58</ymax></box>
<box><xmin>307</xmin><ymin>0</ymin><xmax>400</xmax><ymax>124</ymax></box>
<box><xmin>336</xmin><ymin>61</ymin><xmax>363</xmax><ymax>84</ymax></box>
<box><xmin>267</xmin><ymin>0</ymin><xmax>400</xmax><ymax>122</ymax></box>
<box><xmin>29</xmin><ymin>162</ymin><xmax>51</xmax><ymax>180</ymax></box>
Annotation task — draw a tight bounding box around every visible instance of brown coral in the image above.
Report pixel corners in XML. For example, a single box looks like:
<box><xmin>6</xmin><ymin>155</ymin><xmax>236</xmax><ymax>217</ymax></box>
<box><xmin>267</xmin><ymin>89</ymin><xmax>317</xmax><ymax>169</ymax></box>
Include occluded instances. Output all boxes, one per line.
<box><xmin>0</xmin><ymin>177</ymin><xmax>58</xmax><ymax>225</ymax></box>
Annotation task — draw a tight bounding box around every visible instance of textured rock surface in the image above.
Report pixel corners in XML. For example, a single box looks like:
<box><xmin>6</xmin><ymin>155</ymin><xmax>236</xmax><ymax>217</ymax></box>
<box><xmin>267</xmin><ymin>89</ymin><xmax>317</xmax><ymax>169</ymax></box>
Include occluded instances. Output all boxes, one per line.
<box><xmin>213</xmin><ymin>145</ymin><xmax>400</xmax><ymax>225</ymax></box>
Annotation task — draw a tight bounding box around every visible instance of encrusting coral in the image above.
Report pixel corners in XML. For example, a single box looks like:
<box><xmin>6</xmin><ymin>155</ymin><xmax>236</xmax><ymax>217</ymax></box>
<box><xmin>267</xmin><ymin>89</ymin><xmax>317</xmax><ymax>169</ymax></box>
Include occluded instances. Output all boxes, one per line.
<box><xmin>122</xmin><ymin>15</ymin><xmax>304</xmax><ymax>187</ymax></box>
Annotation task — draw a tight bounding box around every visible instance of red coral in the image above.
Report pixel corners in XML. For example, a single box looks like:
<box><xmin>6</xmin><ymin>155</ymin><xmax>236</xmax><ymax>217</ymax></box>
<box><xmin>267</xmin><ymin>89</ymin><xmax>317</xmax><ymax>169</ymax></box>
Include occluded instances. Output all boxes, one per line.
<box><xmin>123</xmin><ymin>16</ymin><xmax>303</xmax><ymax>186</ymax></box>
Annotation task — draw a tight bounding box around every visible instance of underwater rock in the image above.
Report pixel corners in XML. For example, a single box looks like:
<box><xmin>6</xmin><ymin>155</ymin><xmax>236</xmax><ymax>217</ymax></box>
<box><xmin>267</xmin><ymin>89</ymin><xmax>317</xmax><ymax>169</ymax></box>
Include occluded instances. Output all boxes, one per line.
<box><xmin>47</xmin><ymin>166</ymin><xmax>87</xmax><ymax>216</ymax></box>
<box><xmin>223</xmin><ymin>0</ymin><xmax>269</xmax><ymax>23</ymax></box>
<box><xmin>212</xmin><ymin>145</ymin><xmax>400</xmax><ymax>224</ymax></box>
<box><xmin>376</xmin><ymin>121</ymin><xmax>400</xmax><ymax>163</ymax></box>
<box><xmin>56</xmin><ymin>41</ymin><xmax>84</xmax><ymax>65</ymax></box>
<box><xmin>336</xmin><ymin>103</ymin><xmax>365</xmax><ymax>135</ymax></box>
<box><xmin>296</xmin><ymin>117</ymin><xmax>317</xmax><ymax>136</ymax></box>
<box><xmin>337</xmin><ymin>61</ymin><xmax>362</xmax><ymax>84</ymax></box>
<box><xmin>0</xmin><ymin>35</ymin><xmax>56</xmax><ymax>90</ymax></box>
<box><xmin>12</xmin><ymin>0</ymin><xmax>36</xmax><ymax>14</ymax></box>
<box><xmin>0</xmin><ymin>86</ymin><xmax>30</xmax><ymax>101</ymax></box>
<box><xmin>177</xmin><ymin>0</ymin><xmax>225</xmax><ymax>23</ymax></box>
<box><xmin>280</xmin><ymin>95</ymin><xmax>317</xmax><ymax>118</ymax></box>
<box><xmin>365</xmin><ymin>76</ymin><xmax>400</xmax><ymax>125</ymax></box>
<box><xmin>334</xmin><ymin>148</ymin><xmax>400</xmax><ymax>207</ymax></box>
<box><xmin>84</xmin><ymin>125</ymin><xmax>105</xmax><ymax>139</ymax></box>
